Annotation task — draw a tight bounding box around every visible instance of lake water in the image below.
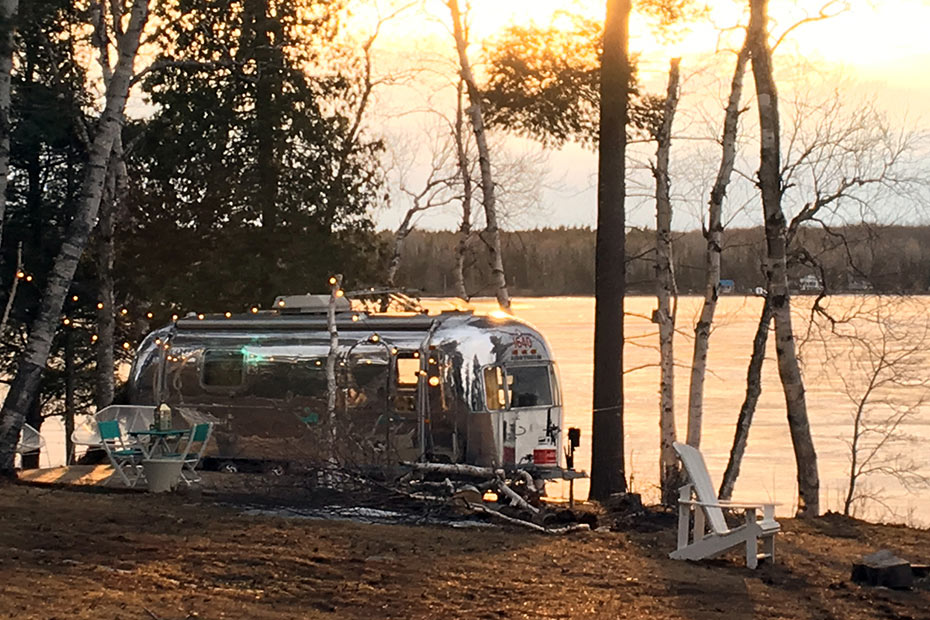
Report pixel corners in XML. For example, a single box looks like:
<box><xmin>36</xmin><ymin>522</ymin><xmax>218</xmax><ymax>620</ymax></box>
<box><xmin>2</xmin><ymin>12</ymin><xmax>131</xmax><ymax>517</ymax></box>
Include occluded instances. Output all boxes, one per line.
<box><xmin>466</xmin><ymin>296</ymin><xmax>930</xmax><ymax>525</ymax></box>
<box><xmin>30</xmin><ymin>295</ymin><xmax>930</xmax><ymax>524</ymax></box>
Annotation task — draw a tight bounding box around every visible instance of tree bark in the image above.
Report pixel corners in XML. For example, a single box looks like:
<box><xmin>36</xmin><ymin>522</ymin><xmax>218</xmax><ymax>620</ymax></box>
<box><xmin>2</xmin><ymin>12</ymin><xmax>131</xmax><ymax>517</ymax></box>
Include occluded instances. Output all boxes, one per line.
<box><xmin>386</xmin><ymin>213</ymin><xmax>415</xmax><ymax>289</ymax></box>
<box><xmin>95</xmin><ymin>144</ymin><xmax>122</xmax><ymax>409</ymax></box>
<box><xmin>590</xmin><ymin>0</ymin><xmax>630</xmax><ymax>501</ymax></box>
<box><xmin>653</xmin><ymin>58</ymin><xmax>681</xmax><ymax>505</ymax></box>
<box><xmin>64</xmin><ymin>326</ymin><xmax>76</xmax><ymax>464</ymax></box>
<box><xmin>0</xmin><ymin>241</ymin><xmax>21</xmax><ymax>334</ymax></box>
<box><xmin>0</xmin><ymin>0</ymin><xmax>150</xmax><ymax>476</ymax></box>
<box><xmin>686</xmin><ymin>42</ymin><xmax>749</xmax><ymax>449</ymax></box>
<box><xmin>718</xmin><ymin>296</ymin><xmax>773</xmax><ymax>500</ymax></box>
<box><xmin>447</xmin><ymin>0</ymin><xmax>510</xmax><ymax>310</ymax></box>
<box><xmin>748</xmin><ymin>0</ymin><xmax>819</xmax><ymax>516</ymax></box>
<box><xmin>326</xmin><ymin>274</ymin><xmax>342</xmax><ymax>459</ymax></box>
<box><xmin>453</xmin><ymin>79</ymin><xmax>473</xmax><ymax>300</ymax></box>
<box><xmin>0</xmin><ymin>0</ymin><xmax>20</xmax><ymax>248</ymax></box>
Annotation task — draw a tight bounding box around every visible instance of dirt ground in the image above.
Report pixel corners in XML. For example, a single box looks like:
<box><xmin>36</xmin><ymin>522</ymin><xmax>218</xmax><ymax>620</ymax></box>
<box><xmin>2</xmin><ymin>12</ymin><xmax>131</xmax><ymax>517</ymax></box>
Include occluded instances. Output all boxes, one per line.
<box><xmin>2</xmin><ymin>483</ymin><xmax>929</xmax><ymax>620</ymax></box>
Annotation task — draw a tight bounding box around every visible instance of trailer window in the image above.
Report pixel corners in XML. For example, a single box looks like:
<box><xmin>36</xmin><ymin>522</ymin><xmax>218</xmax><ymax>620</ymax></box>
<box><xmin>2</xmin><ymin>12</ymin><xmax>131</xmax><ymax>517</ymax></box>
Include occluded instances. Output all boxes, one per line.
<box><xmin>484</xmin><ymin>366</ymin><xmax>507</xmax><ymax>411</ymax></box>
<box><xmin>507</xmin><ymin>365</ymin><xmax>553</xmax><ymax>408</ymax></box>
<box><xmin>202</xmin><ymin>350</ymin><xmax>244</xmax><ymax>387</ymax></box>
<box><xmin>396</xmin><ymin>357</ymin><xmax>420</xmax><ymax>386</ymax></box>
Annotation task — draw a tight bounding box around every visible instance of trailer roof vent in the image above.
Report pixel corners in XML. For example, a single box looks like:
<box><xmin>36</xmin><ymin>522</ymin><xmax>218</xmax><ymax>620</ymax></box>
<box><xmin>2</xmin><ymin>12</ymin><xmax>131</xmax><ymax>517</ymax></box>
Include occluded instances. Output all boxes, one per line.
<box><xmin>273</xmin><ymin>294</ymin><xmax>350</xmax><ymax>314</ymax></box>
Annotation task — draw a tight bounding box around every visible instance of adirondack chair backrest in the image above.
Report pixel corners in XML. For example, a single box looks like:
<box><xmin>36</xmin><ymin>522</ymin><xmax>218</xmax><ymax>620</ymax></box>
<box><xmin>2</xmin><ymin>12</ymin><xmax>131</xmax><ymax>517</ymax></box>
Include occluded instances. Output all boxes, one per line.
<box><xmin>673</xmin><ymin>442</ymin><xmax>729</xmax><ymax>534</ymax></box>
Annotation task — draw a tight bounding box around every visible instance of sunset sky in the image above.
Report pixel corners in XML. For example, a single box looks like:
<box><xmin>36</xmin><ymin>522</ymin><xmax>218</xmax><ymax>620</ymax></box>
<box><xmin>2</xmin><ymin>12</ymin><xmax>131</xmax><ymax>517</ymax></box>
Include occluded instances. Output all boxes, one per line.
<box><xmin>368</xmin><ymin>0</ymin><xmax>930</xmax><ymax>232</ymax></box>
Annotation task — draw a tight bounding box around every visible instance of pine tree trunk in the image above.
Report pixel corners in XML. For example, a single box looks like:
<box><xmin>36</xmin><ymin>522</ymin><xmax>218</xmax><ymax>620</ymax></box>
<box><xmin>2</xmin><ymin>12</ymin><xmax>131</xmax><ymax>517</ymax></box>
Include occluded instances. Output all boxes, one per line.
<box><xmin>590</xmin><ymin>0</ymin><xmax>631</xmax><ymax>501</ymax></box>
<box><xmin>453</xmin><ymin>80</ymin><xmax>472</xmax><ymax>300</ymax></box>
<box><xmin>447</xmin><ymin>0</ymin><xmax>510</xmax><ymax>310</ymax></box>
<box><xmin>0</xmin><ymin>0</ymin><xmax>150</xmax><ymax>476</ymax></box>
<box><xmin>0</xmin><ymin>241</ymin><xmax>21</xmax><ymax>334</ymax></box>
<box><xmin>95</xmin><ymin>146</ymin><xmax>119</xmax><ymax>409</ymax></box>
<box><xmin>748</xmin><ymin>0</ymin><xmax>819</xmax><ymax>516</ymax></box>
<box><xmin>0</xmin><ymin>0</ymin><xmax>20</xmax><ymax>247</ymax></box>
<box><xmin>686</xmin><ymin>42</ymin><xmax>750</xmax><ymax>448</ymax></box>
<box><xmin>64</xmin><ymin>327</ymin><xmax>76</xmax><ymax>464</ymax></box>
<box><xmin>654</xmin><ymin>58</ymin><xmax>681</xmax><ymax>504</ymax></box>
<box><xmin>718</xmin><ymin>297</ymin><xmax>773</xmax><ymax>500</ymax></box>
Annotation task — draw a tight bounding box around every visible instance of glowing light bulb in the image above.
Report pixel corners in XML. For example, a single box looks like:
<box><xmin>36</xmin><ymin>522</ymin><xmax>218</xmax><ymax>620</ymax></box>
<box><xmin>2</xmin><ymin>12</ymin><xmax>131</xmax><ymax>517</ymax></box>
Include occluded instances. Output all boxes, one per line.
<box><xmin>351</xmin><ymin>314</ymin><xmax>359</xmax><ymax>322</ymax></box>
<box><xmin>225</xmin><ymin>312</ymin><xmax>232</xmax><ymax>318</ymax></box>
<box><xmin>15</xmin><ymin>271</ymin><xmax>24</xmax><ymax>279</ymax></box>
<box><xmin>71</xmin><ymin>295</ymin><xmax>79</xmax><ymax>302</ymax></box>
<box><xmin>91</xmin><ymin>334</ymin><xmax>98</xmax><ymax>342</ymax></box>
<box><xmin>428</xmin><ymin>376</ymin><xmax>440</xmax><ymax>387</ymax></box>
<box><xmin>329</xmin><ymin>276</ymin><xmax>337</xmax><ymax>285</ymax></box>
<box><xmin>97</xmin><ymin>302</ymin><xmax>104</xmax><ymax>310</ymax></box>
<box><xmin>120</xmin><ymin>308</ymin><xmax>128</xmax><ymax>315</ymax></box>
<box><xmin>62</xmin><ymin>318</ymin><xmax>71</xmax><ymax>326</ymax></box>
<box><xmin>251</xmin><ymin>307</ymin><xmax>259</xmax><ymax>314</ymax></box>
<box><xmin>25</xmin><ymin>275</ymin><xmax>32</xmax><ymax>282</ymax></box>
<box><xmin>277</xmin><ymin>300</ymin><xmax>285</xmax><ymax>307</ymax></box>
<box><xmin>146</xmin><ymin>312</ymin><xmax>154</xmax><ymax>319</ymax></box>
<box><xmin>335</xmin><ymin>290</ymin><xmax>345</xmax><ymax>298</ymax></box>
<box><xmin>122</xmin><ymin>342</ymin><xmax>131</xmax><ymax>350</ymax></box>
<box><xmin>171</xmin><ymin>314</ymin><xmax>178</xmax><ymax>321</ymax></box>
<box><xmin>197</xmin><ymin>313</ymin><xmax>205</xmax><ymax>320</ymax></box>
<box><xmin>370</xmin><ymin>334</ymin><xmax>380</xmax><ymax>343</ymax></box>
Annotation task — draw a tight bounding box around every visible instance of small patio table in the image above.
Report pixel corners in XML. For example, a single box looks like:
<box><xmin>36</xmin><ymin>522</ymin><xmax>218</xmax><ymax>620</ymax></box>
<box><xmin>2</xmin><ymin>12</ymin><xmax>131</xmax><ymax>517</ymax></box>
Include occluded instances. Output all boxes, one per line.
<box><xmin>128</xmin><ymin>428</ymin><xmax>190</xmax><ymax>459</ymax></box>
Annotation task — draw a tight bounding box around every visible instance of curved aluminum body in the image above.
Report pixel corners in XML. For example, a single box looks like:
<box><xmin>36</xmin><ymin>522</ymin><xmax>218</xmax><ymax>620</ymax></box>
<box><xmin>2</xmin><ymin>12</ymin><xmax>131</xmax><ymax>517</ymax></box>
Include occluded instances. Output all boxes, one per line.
<box><xmin>128</xmin><ymin>309</ymin><xmax>563</xmax><ymax>471</ymax></box>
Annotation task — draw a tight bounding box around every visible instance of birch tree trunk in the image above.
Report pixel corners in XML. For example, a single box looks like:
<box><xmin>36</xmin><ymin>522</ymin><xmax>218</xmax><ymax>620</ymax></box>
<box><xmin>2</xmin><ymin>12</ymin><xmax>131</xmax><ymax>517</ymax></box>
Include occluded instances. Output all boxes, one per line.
<box><xmin>686</xmin><ymin>42</ymin><xmax>749</xmax><ymax>448</ymax></box>
<box><xmin>453</xmin><ymin>80</ymin><xmax>473</xmax><ymax>300</ymax></box>
<box><xmin>0</xmin><ymin>0</ymin><xmax>20</xmax><ymax>247</ymax></box>
<box><xmin>653</xmin><ymin>58</ymin><xmax>681</xmax><ymax>504</ymax></box>
<box><xmin>590</xmin><ymin>0</ymin><xmax>630</xmax><ymax>501</ymax></box>
<box><xmin>718</xmin><ymin>296</ymin><xmax>773</xmax><ymax>500</ymax></box>
<box><xmin>447</xmin><ymin>0</ymin><xmax>510</xmax><ymax>310</ymax></box>
<box><xmin>326</xmin><ymin>274</ymin><xmax>342</xmax><ymax>460</ymax></box>
<box><xmin>0</xmin><ymin>0</ymin><xmax>150</xmax><ymax>476</ymax></box>
<box><xmin>749</xmin><ymin>0</ymin><xmax>819</xmax><ymax>516</ymax></box>
<box><xmin>386</xmin><ymin>215</ymin><xmax>414</xmax><ymax>289</ymax></box>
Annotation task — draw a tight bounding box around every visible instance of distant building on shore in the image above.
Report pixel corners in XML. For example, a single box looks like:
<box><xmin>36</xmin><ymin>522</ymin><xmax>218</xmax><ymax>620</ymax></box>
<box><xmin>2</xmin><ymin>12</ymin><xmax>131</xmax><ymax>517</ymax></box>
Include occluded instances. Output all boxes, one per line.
<box><xmin>718</xmin><ymin>279</ymin><xmax>735</xmax><ymax>294</ymax></box>
<box><xmin>798</xmin><ymin>274</ymin><xmax>822</xmax><ymax>292</ymax></box>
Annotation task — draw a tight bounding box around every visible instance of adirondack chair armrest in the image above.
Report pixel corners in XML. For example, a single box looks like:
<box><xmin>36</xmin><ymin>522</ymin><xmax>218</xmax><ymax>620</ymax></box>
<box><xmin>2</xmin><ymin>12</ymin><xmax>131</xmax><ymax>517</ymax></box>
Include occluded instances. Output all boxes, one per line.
<box><xmin>692</xmin><ymin>500</ymin><xmax>778</xmax><ymax>522</ymax></box>
<box><xmin>712</xmin><ymin>500</ymin><xmax>780</xmax><ymax>509</ymax></box>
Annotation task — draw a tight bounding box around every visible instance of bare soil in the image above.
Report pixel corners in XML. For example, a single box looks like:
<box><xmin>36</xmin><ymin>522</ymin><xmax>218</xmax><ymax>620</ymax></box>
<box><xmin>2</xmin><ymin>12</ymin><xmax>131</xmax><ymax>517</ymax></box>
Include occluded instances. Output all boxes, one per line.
<box><xmin>2</xmin><ymin>483</ymin><xmax>929</xmax><ymax>619</ymax></box>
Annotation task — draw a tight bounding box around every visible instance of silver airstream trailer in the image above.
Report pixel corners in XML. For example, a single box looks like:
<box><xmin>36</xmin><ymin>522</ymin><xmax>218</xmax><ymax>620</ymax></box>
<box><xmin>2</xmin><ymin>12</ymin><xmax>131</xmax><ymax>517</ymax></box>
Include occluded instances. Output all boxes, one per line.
<box><xmin>128</xmin><ymin>294</ymin><xmax>569</xmax><ymax>477</ymax></box>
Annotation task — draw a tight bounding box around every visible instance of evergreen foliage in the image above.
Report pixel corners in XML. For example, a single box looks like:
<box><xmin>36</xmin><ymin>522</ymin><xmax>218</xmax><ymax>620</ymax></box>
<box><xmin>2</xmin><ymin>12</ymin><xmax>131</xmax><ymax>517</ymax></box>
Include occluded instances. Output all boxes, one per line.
<box><xmin>123</xmin><ymin>0</ymin><xmax>386</xmax><ymax>312</ymax></box>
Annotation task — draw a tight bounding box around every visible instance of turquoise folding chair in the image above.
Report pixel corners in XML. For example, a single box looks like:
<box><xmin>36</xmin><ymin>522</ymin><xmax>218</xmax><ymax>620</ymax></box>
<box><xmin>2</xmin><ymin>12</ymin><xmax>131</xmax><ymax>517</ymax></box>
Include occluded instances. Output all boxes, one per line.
<box><xmin>169</xmin><ymin>423</ymin><xmax>214</xmax><ymax>485</ymax></box>
<box><xmin>97</xmin><ymin>420</ymin><xmax>145</xmax><ymax>487</ymax></box>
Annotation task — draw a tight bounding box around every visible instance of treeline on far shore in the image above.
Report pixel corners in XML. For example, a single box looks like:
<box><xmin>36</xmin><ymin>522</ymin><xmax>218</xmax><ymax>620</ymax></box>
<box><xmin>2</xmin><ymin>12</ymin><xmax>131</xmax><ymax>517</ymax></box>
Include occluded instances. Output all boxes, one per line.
<box><xmin>386</xmin><ymin>224</ymin><xmax>930</xmax><ymax>297</ymax></box>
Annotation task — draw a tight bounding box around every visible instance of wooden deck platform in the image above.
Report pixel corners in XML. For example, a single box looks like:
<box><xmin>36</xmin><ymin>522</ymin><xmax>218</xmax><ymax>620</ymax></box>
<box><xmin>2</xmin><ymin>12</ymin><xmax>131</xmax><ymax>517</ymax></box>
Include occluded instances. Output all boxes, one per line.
<box><xmin>17</xmin><ymin>465</ymin><xmax>120</xmax><ymax>488</ymax></box>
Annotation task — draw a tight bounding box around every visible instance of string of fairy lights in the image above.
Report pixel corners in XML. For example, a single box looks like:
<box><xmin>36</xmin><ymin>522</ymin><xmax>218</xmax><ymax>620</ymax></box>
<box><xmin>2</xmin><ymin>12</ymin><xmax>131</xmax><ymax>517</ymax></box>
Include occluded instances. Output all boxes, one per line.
<box><xmin>48</xmin><ymin>275</ymin><xmax>417</xmax><ymax>368</ymax></box>
<box><xmin>37</xmin><ymin>270</ymin><xmax>443</xmax><ymax>391</ymax></box>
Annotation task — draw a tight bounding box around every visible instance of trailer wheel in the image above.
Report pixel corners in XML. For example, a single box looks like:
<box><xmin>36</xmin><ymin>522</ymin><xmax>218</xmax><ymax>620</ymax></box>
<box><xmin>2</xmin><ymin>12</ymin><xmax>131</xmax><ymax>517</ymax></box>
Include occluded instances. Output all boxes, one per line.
<box><xmin>219</xmin><ymin>461</ymin><xmax>239</xmax><ymax>474</ymax></box>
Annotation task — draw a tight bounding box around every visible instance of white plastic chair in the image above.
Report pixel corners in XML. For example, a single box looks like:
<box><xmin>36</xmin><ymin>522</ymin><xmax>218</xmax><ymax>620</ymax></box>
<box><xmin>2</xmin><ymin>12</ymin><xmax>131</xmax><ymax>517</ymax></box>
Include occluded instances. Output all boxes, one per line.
<box><xmin>71</xmin><ymin>405</ymin><xmax>157</xmax><ymax>463</ymax></box>
<box><xmin>669</xmin><ymin>442</ymin><xmax>780</xmax><ymax>569</ymax></box>
<box><xmin>15</xmin><ymin>423</ymin><xmax>47</xmax><ymax>468</ymax></box>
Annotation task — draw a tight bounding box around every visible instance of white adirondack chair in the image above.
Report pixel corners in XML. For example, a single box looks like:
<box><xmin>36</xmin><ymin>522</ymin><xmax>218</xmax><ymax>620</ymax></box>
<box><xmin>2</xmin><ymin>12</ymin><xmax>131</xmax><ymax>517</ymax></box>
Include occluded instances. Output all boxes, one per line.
<box><xmin>669</xmin><ymin>442</ymin><xmax>779</xmax><ymax>569</ymax></box>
